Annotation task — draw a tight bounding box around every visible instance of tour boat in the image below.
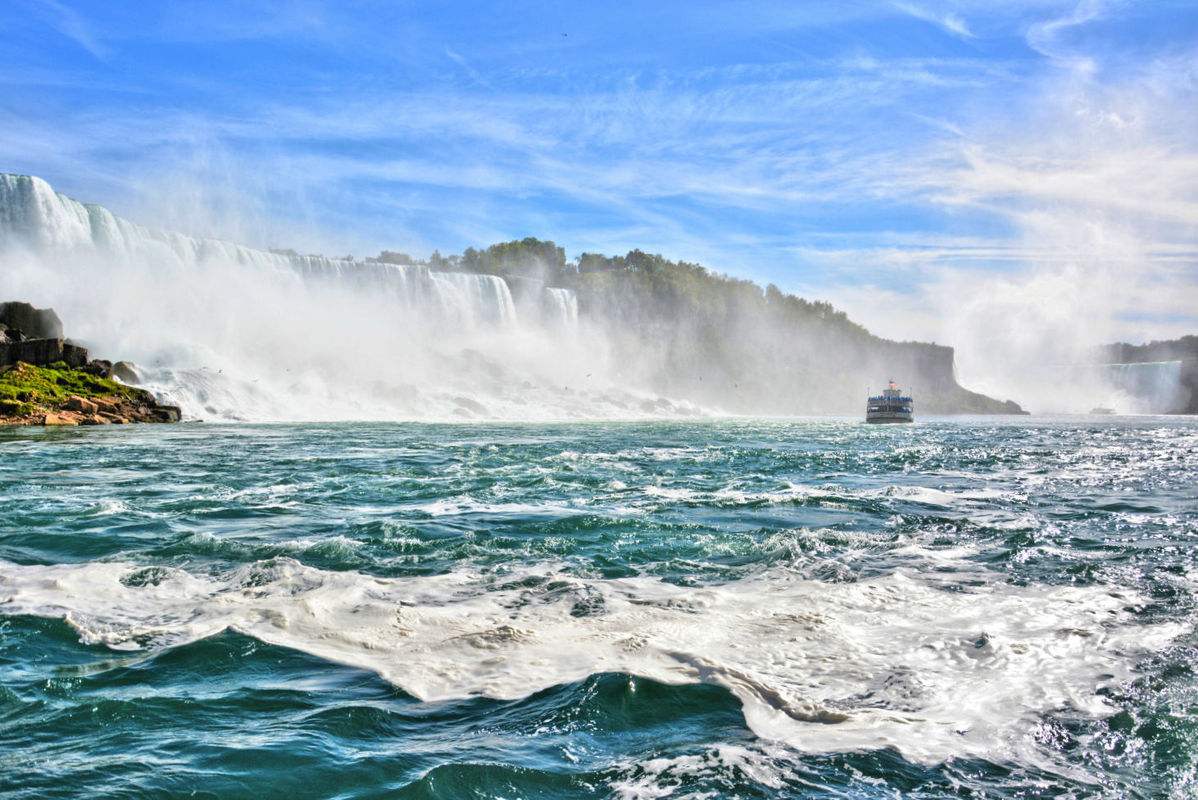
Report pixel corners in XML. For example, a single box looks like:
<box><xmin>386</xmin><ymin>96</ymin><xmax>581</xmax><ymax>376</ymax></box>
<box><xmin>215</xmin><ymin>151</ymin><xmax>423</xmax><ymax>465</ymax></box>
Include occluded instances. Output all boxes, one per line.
<box><xmin>866</xmin><ymin>380</ymin><xmax>914</xmax><ymax>424</ymax></box>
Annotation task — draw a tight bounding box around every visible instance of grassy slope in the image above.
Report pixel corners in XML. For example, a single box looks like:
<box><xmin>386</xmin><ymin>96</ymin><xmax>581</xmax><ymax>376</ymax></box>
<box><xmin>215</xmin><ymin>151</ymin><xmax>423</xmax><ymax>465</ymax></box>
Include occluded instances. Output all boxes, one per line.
<box><xmin>0</xmin><ymin>362</ymin><xmax>145</xmax><ymax>417</ymax></box>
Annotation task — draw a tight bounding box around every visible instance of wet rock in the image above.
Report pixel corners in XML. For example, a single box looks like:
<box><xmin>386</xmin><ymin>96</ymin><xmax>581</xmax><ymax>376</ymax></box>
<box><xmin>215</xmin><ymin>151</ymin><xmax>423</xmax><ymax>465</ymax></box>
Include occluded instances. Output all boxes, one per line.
<box><xmin>150</xmin><ymin>405</ymin><xmax>181</xmax><ymax>423</ymax></box>
<box><xmin>111</xmin><ymin>361</ymin><xmax>140</xmax><ymax>384</ymax></box>
<box><xmin>83</xmin><ymin>359</ymin><xmax>113</xmax><ymax>378</ymax></box>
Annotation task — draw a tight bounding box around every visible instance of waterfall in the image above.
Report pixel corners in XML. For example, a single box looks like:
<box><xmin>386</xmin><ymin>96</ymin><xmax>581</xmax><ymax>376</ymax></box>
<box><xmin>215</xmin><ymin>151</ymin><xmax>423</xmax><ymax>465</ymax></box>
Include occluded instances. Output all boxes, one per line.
<box><xmin>543</xmin><ymin>287</ymin><xmax>578</xmax><ymax>330</ymax></box>
<box><xmin>0</xmin><ymin>173</ymin><xmax>697</xmax><ymax>421</ymax></box>
<box><xmin>1103</xmin><ymin>360</ymin><xmax>1186</xmax><ymax>413</ymax></box>
<box><xmin>0</xmin><ymin>174</ymin><xmax>517</xmax><ymax>331</ymax></box>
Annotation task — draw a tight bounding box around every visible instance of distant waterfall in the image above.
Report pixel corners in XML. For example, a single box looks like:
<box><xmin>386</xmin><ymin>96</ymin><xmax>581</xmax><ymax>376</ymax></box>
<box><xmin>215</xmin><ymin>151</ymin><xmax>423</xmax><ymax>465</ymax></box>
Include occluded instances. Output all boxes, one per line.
<box><xmin>1104</xmin><ymin>361</ymin><xmax>1186</xmax><ymax>413</ymax></box>
<box><xmin>543</xmin><ymin>287</ymin><xmax>578</xmax><ymax>330</ymax></box>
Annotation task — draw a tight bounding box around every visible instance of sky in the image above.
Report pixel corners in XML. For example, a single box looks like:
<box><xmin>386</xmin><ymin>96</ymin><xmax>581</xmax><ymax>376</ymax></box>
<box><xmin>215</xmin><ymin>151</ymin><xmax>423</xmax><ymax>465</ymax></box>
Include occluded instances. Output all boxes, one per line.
<box><xmin>1</xmin><ymin>0</ymin><xmax>1196</xmax><ymax>349</ymax></box>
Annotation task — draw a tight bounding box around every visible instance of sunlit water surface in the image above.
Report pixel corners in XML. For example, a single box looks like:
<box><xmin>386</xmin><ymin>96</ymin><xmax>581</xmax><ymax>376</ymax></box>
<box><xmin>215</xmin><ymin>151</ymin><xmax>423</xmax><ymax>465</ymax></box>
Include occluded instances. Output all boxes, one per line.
<box><xmin>1</xmin><ymin>417</ymin><xmax>1196</xmax><ymax>798</ymax></box>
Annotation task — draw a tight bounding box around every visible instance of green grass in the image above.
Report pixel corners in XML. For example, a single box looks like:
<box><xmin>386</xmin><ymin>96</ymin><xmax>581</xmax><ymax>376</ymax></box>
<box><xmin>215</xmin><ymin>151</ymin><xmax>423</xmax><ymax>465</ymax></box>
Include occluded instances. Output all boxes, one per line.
<box><xmin>0</xmin><ymin>361</ymin><xmax>145</xmax><ymax>417</ymax></box>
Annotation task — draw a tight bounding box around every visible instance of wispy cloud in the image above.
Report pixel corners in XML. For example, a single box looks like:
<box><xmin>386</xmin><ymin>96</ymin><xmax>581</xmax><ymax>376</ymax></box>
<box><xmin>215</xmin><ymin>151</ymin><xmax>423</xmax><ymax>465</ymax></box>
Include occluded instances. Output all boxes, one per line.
<box><xmin>0</xmin><ymin>0</ymin><xmax>1194</xmax><ymax>374</ymax></box>
<box><xmin>893</xmin><ymin>2</ymin><xmax>975</xmax><ymax>38</ymax></box>
<box><xmin>1025</xmin><ymin>0</ymin><xmax>1107</xmax><ymax>73</ymax></box>
<box><xmin>24</xmin><ymin>0</ymin><xmax>109</xmax><ymax>59</ymax></box>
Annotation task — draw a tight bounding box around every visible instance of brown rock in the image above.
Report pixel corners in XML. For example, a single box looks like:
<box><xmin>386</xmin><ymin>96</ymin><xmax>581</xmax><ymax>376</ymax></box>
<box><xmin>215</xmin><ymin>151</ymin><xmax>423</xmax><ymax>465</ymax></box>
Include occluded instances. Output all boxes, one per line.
<box><xmin>80</xmin><ymin>414</ymin><xmax>110</xmax><ymax>426</ymax></box>
<box><xmin>64</xmin><ymin>396</ymin><xmax>99</xmax><ymax>414</ymax></box>
<box><xmin>42</xmin><ymin>411</ymin><xmax>79</xmax><ymax>426</ymax></box>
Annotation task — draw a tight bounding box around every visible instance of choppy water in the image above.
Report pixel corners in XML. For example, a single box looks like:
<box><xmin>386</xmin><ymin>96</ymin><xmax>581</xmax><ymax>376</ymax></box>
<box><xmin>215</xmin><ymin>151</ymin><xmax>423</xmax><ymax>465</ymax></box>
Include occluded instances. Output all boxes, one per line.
<box><xmin>1</xmin><ymin>418</ymin><xmax>1196</xmax><ymax>799</ymax></box>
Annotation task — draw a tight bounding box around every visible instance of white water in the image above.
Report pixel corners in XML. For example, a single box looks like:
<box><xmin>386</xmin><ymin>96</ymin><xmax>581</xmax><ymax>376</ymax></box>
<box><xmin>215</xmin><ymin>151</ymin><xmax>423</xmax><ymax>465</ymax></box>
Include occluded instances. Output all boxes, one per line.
<box><xmin>0</xmin><ymin>174</ymin><xmax>696</xmax><ymax>421</ymax></box>
<box><xmin>0</xmin><ymin>555</ymin><xmax>1181</xmax><ymax>769</ymax></box>
<box><xmin>544</xmin><ymin>286</ymin><xmax>579</xmax><ymax>329</ymax></box>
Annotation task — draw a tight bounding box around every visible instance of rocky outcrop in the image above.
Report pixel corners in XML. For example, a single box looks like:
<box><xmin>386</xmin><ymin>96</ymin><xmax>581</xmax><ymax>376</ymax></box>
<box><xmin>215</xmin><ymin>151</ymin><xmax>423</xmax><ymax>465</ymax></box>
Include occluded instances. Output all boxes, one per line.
<box><xmin>0</xmin><ymin>336</ymin><xmax>90</xmax><ymax>369</ymax></box>
<box><xmin>0</xmin><ymin>300</ymin><xmax>181</xmax><ymax>427</ymax></box>
<box><xmin>0</xmin><ymin>301</ymin><xmax>87</xmax><ymax>369</ymax></box>
<box><xmin>27</xmin><ymin>390</ymin><xmax>181</xmax><ymax>426</ymax></box>
<box><xmin>0</xmin><ymin>301</ymin><xmax>63</xmax><ymax>339</ymax></box>
<box><xmin>0</xmin><ymin>363</ymin><xmax>182</xmax><ymax>427</ymax></box>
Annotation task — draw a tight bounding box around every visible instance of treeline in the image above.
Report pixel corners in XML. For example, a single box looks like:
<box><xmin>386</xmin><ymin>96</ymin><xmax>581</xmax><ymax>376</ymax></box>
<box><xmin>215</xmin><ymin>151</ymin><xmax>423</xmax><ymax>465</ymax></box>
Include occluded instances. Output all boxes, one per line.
<box><xmin>355</xmin><ymin>237</ymin><xmax>1019</xmax><ymax>412</ymax></box>
<box><xmin>364</xmin><ymin>237</ymin><xmax>868</xmax><ymax>345</ymax></box>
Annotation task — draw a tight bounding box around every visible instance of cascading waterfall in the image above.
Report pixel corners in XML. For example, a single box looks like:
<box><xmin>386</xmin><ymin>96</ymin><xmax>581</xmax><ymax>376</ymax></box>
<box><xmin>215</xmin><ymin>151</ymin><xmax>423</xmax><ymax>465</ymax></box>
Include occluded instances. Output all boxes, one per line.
<box><xmin>0</xmin><ymin>174</ymin><xmax>697</xmax><ymax>421</ymax></box>
<box><xmin>543</xmin><ymin>286</ymin><xmax>579</xmax><ymax>330</ymax></box>
<box><xmin>0</xmin><ymin>174</ymin><xmax>517</xmax><ymax>332</ymax></box>
<box><xmin>1103</xmin><ymin>360</ymin><xmax>1186</xmax><ymax>413</ymax></box>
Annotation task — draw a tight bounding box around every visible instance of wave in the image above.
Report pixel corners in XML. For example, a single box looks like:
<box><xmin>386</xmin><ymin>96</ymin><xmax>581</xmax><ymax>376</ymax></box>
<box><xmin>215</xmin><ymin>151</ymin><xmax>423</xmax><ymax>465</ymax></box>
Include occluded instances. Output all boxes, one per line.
<box><xmin>0</xmin><ymin>555</ymin><xmax>1181</xmax><ymax>770</ymax></box>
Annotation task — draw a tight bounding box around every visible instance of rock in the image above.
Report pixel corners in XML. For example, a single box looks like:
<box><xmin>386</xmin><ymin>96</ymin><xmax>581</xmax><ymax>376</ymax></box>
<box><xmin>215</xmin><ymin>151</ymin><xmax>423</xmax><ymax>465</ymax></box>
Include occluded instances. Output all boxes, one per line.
<box><xmin>150</xmin><ymin>405</ymin><xmax>182</xmax><ymax>423</ymax></box>
<box><xmin>64</xmin><ymin>396</ymin><xmax>99</xmax><ymax>414</ymax></box>
<box><xmin>80</xmin><ymin>414</ymin><xmax>110</xmax><ymax>426</ymax></box>
<box><xmin>111</xmin><ymin>361</ymin><xmax>140</xmax><ymax>384</ymax></box>
<box><xmin>42</xmin><ymin>411</ymin><xmax>78</xmax><ymax>426</ymax></box>
<box><xmin>62</xmin><ymin>342</ymin><xmax>89</xmax><ymax>367</ymax></box>
<box><xmin>0</xmin><ymin>302</ymin><xmax>63</xmax><ymax>339</ymax></box>
<box><xmin>1</xmin><ymin>337</ymin><xmax>65</xmax><ymax>368</ymax></box>
<box><xmin>83</xmin><ymin>359</ymin><xmax>113</xmax><ymax>377</ymax></box>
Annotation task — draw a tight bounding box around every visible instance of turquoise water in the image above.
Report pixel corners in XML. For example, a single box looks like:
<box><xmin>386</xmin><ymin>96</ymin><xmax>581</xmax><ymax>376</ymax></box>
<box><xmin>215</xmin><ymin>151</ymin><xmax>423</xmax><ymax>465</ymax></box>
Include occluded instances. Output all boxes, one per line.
<box><xmin>1</xmin><ymin>418</ymin><xmax>1196</xmax><ymax>798</ymax></box>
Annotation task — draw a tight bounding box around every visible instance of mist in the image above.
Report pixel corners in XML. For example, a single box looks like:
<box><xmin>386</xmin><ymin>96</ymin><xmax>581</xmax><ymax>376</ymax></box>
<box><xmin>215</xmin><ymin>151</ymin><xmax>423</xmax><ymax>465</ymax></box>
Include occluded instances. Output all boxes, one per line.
<box><xmin>821</xmin><ymin>39</ymin><xmax>1198</xmax><ymax>415</ymax></box>
<box><xmin>0</xmin><ymin>174</ymin><xmax>711</xmax><ymax>422</ymax></box>
<box><xmin>1</xmin><ymin>160</ymin><xmax>1188</xmax><ymax>421</ymax></box>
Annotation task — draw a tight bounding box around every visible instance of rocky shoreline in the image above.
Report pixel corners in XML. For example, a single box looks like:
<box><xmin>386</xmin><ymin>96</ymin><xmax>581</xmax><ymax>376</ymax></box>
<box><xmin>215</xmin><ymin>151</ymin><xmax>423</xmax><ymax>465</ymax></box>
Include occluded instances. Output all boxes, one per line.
<box><xmin>0</xmin><ymin>301</ymin><xmax>181</xmax><ymax>427</ymax></box>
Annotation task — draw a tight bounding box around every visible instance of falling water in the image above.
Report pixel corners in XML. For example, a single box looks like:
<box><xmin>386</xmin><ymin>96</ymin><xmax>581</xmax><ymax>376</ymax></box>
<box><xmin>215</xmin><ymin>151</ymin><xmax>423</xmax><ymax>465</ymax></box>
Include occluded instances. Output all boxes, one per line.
<box><xmin>0</xmin><ymin>174</ymin><xmax>693</xmax><ymax>421</ymax></box>
<box><xmin>543</xmin><ymin>286</ymin><xmax>579</xmax><ymax>330</ymax></box>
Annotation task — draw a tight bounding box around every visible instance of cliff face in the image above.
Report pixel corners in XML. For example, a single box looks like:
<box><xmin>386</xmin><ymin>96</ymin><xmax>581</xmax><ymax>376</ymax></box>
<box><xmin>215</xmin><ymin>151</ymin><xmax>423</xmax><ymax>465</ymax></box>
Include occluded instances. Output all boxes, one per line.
<box><xmin>871</xmin><ymin>341</ymin><xmax>1024</xmax><ymax>415</ymax></box>
<box><xmin>1102</xmin><ymin>336</ymin><xmax>1198</xmax><ymax>414</ymax></box>
<box><xmin>572</xmin><ymin>260</ymin><xmax>1025</xmax><ymax>415</ymax></box>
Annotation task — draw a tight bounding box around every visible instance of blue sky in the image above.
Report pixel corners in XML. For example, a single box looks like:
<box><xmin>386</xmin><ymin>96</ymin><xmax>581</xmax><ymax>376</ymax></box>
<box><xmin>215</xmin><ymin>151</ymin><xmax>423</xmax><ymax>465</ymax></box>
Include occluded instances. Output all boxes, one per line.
<box><xmin>1</xmin><ymin>0</ymin><xmax>1195</xmax><ymax>344</ymax></box>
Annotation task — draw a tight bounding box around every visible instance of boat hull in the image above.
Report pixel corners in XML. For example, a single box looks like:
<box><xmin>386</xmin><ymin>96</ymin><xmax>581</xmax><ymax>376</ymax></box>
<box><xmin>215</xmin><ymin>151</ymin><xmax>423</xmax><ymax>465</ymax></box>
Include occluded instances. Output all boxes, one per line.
<box><xmin>866</xmin><ymin>413</ymin><xmax>914</xmax><ymax>424</ymax></box>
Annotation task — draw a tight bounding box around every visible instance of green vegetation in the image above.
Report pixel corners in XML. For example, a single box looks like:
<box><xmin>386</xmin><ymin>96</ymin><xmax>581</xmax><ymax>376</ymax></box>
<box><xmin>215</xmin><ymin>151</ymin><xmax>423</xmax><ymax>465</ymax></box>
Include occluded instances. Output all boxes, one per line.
<box><xmin>358</xmin><ymin>236</ymin><xmax>1017</xmax><ymax>412</ymax></box>
<box><xmin>460</xmin><ymin>238</ymin><xmax>567</xmax><ymax>281</ymax></box>
<box><xmin>0</xmin><ymin>362</ymin><xmax>142</xmax><ymax>417</ymax></box>
<box><xmin>367</xmin><ymin>250</ymin><xmax>416</xmax><ymax>266</ymax></box>
<box><xmin>378</xmin><ymin>237</ymin><xmax>865</xmax><ymax>342</ymax></box>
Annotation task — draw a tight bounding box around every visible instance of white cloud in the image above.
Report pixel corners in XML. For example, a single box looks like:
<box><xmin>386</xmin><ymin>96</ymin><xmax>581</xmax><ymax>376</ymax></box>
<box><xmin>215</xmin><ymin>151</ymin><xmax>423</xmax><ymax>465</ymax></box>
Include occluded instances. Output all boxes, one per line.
<box><xmin>893</xmin><ymin>2</ymin><xmax>975</xmax><ymax>38</ymax></box>
<box><xmin>25</xmin><ymin>0</ymin><xmax>110</xmax><ymax>59</ymax></box>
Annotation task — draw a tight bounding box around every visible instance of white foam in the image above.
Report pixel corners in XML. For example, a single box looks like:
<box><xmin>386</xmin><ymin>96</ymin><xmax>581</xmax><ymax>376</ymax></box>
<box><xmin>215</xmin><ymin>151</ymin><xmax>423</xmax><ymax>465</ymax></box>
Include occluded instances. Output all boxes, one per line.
<box><xmin>0</xmin><ymin>557</ymin><xmax>1181</xmax><ymax>769</ymax></box>
<box><xmin>610</xmin><ymin>743</ymin><xmax>796</xmax><ymax>800</ymax></box>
